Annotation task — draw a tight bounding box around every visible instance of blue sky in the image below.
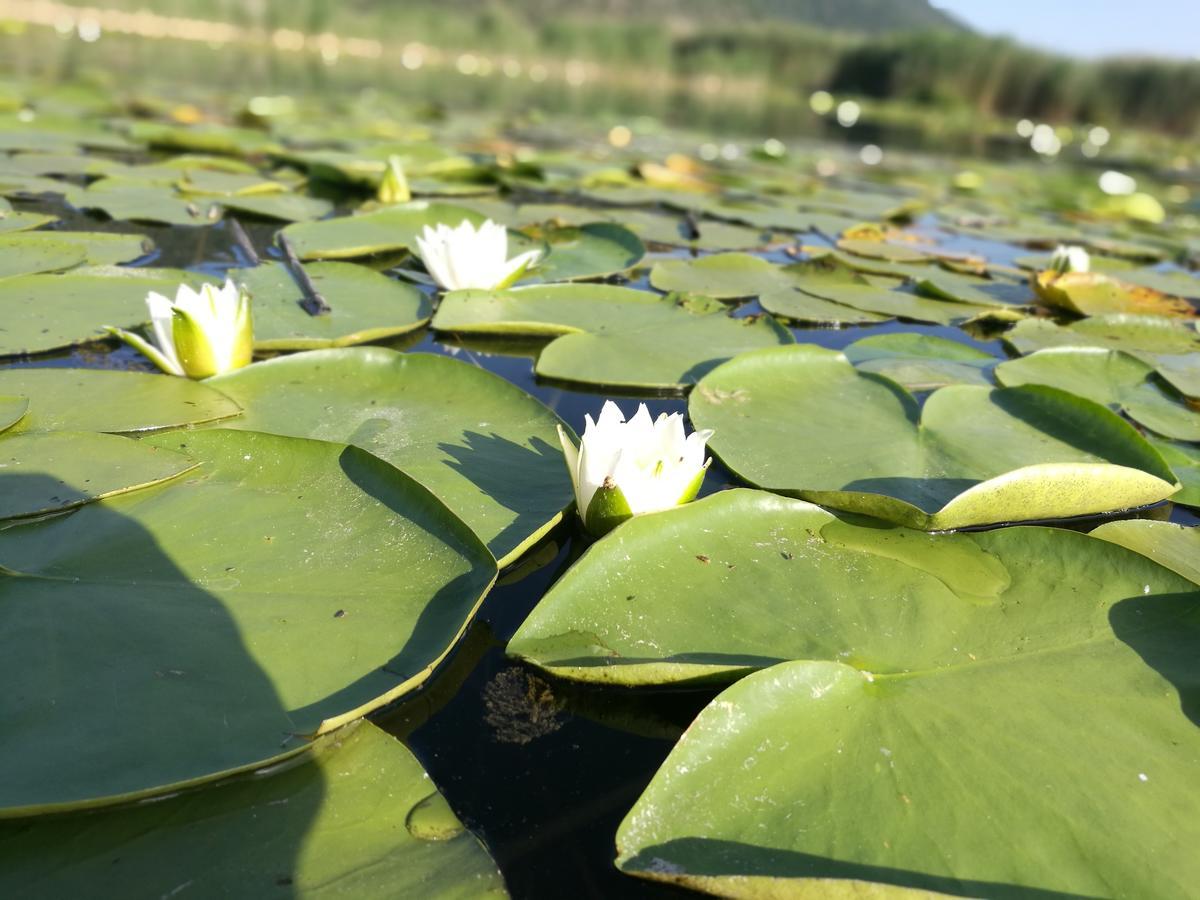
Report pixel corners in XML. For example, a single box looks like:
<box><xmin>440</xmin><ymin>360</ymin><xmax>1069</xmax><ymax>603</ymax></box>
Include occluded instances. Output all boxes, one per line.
<box><xmin>931</xmin><ymin>0</ymin><xmax>1197</xmax><ymax>60</ymax></box>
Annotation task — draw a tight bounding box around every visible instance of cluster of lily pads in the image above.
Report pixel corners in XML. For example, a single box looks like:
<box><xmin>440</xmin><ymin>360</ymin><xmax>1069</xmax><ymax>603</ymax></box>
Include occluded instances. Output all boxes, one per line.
<box><xmin>1</xmin><ymin>84</ymin><xmax>1198</xmax><ymax>897</ymax></box>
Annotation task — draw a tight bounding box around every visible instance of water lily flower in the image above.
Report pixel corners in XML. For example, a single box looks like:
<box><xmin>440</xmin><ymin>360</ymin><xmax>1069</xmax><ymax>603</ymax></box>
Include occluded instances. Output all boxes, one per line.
<box><xmin>377</xmin><ymin>154</ymin><xmax>411</xmax><ymax>204</ymax></box>
<box><xmin>416</xmin><ymin>219</ymin><xmax>541</xmax><ymax>291</ymax></box>
<box><xmin>105</xmin><ymin>279</ymin><xmax>252</xmax><ymax>379</ymax></box>
<box><xmin>1049</xmin><ymin>244</ymin><xmax>1090</xmax><ymax>274</ymax></box>
<box><xmin>558</xmin><ymin>401</ymin><xmax>714</xmax><ymax>537</ymax></box>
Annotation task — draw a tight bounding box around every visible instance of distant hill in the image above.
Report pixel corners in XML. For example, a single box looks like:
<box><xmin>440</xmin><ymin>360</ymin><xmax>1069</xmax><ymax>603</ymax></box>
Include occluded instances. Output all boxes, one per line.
<box><xmin>350</xmin><ymin>0</ymin><xmax>968</xmax><ymax>35</ymax></box>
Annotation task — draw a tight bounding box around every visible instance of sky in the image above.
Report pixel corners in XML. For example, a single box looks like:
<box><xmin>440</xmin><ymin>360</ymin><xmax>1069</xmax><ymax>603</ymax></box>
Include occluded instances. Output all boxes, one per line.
<box><xmin>930</xmin><ymin>0</ymin><xmax>1197</xmax><ymax>60</ymax></box>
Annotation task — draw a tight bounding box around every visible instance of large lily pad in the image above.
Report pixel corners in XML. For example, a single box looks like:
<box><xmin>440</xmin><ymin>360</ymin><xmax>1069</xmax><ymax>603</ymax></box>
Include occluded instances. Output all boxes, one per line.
<box><xmin>0</xmin><ymin>233</ymin><xmax>86</xmax><ymax>278</ymax></box>
<box><xmin>995</xmin><ymin>347</ymin><xmax>1200</xmax><ymax>441</ymax></box>
<box><xmin>509</xmin><ymin>489</ymin><xmax>1195</xmax><ymax>685</ymax></box>
<box><xmin>0</xmin><ymin>368</ymin><xmax>241</xmax><ymax>433</ymax></box>
<box><xmin>843</xmin><ymin>333</ymin><xmax>996</xmax><ymax>390</ymax></box>
<box><xmin>434</xmin><ymin>284</ymin><xmax>793</xmax><ymax>391</ymax></box>
<box><xmin>80</xmin><ymin>177</ymin><xmax>219</xmax><ymax>226</ymax></box>
<box><xmin>649</xmin><ymin>252</ymin><xmax>790</xmax><ymax>299</ymax></box>
<box><xmin>0</xmin><ymin>720</ymin><xmax>507</xmax><ymax>898</ymax></box>
<box><xmin>214</xmin><ymin>191</ymin><xmax>334</xmax><ymax>223</ymax></box>
<box><xmin>1032</xmin><ymin>270</ymin><xmax>1196</xmax><ymax>319</ymax></box>
<box><xmin>279</xmin><ymin>202</ymin><xmax>486</xmax><ymax>260</ymax></box>
<box><xmin>689</xmin><ymin>345</ymin><xmax>1178</xmax><ymax>529</ymax></box>
<box><xmin>1004</xmin><ymin>315</ymin><xmax>1200</xmax><ymax>399</ymax></box>
<box><xmin>1092</xmin><ymin>519</ymin><xmax>1200</xmax><ymax>585</ymax></box>
<box><xmin>617</xmin><ymin>578</ymin><xmax>1200</xmax><ymax>898</ymax></box>
<box><xmin>236</xmin><ymin>261</ymin><xmax>430</xmax><ymax>350</ymax></box>
<box><xmin>1148</xmin><ymin>436</ymin><xmax>1200</xmax><ymax>508</ymax></box>
<box><xmin>208</xmin><ymin>348</ymin><xmax>570</xmax><ymax>566</ymax></box>
<box><xmin>0</xmin><ymin>266</ymin><xmax>199</xmax><ymax>357</ymax></box>
<box><xmin>0</xmin><ymin>431</ymin><xmax>195</xmax><ymax>519</ymax></box>
<box><xmin>0</xmin><ymin>395</ymin><xmax>27</xmax><ymax>432</ymax></box>
<box><xmin>0</xmin><ymin>429</ymin><xmax>494</xmax><ymax>813</ymax></box>
<box><xmin>522</xmin><ymin>222</ymin><xmax>645</xmax><ymax>283</ymax></box>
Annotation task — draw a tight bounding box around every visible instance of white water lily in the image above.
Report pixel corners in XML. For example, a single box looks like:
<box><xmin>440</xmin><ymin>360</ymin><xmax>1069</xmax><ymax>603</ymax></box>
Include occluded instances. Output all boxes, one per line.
<box><xmin>558</xmin><ymin>401</ymin><xmax>714</xmax><ymax>537</ymax></box>
<box><xmin>106</xmin><ymin>279</ymin><xmax>252</xmax><ymax>379</ymax></box>
<box><xmin>416</xmin><ymin>219</ymin><xmax>541</xmax><ymax>291</ymax></box>
<box><xmin>1049</xmin><ymin>244</ymin><xmax>1090</xmax><ymax>274</ymax></box>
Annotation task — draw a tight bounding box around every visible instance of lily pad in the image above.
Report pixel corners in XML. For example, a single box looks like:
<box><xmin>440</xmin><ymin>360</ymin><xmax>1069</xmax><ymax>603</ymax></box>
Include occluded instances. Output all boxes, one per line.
<box><xmin>0</xmin><ymin>720</ymin><xmax>507</xmax><ymax>898</ymax></box>
<box><xmin>0</xmin><ymin>431</ymin><xmax>195</xmax><ymax>519</ymax></box>
<box><xmin>0</xmin><ymin>266</ymin><xmax>199</xmax><ymax>357</ymax></box>
<box><xmin>1147</xmin><ymin>436</ymin><xmax>1200</xmax><ymax>509</ymax></box>
<box><xmin>1092</xmin><ymin>519</ymin><xmax>1200</xmax><ymax>585</ymax></box>
<box><xmin>843</xmin><ymin>333</ymin><xmax>996</xmax><ymax>390</ymax></box>
<box><xmin>915</xmin><ymin>268</ymin><xmax>1032</xmax><ymax>306</ymax></box>
<box><xmin>81</xmin><ymin>178</ymin><xmax>219</xmax><ymax>226</ymax></box>
<box><xmin>1004</xmin><ymin>315</ymin><xmax>1200</xmax><ymax>399</ymax></box>
<box><xmin>649</xmin><ymin>252</ymin><xmax>790</xmax><ymax>299</ymax></box>
<box><xmin>279</xmin><ymin>202</ymin><xmax>487</xmax><ymax>260</ymax></box>
<box><xmin>434</xmin><ymin>284</ymin><xmax>793</xmax><ymax>391</ymax></box>
<box><xmin>1032</xmin><ymin>270</ymin><xmax>1196</xmax><ymax>319</ymax></box>
<box><xmin>0</xmin><ymin>429</ymin><xmax>495</xmax><ymax>812</ymax></box>
<box><xmin>689</xmin><ymin>345</ymin><xmax>1178</xmax><ymax>530</ymax></box>
<box><xmin>214</xmin><ymin>192</ymin><xmax>334</xmax><ymax>223</ymax></box>
<box><xmin>0</xmin><ymin>395</ymin><xmax>28</xmax><ymax>432</ymax></box>
<box><xmin>0</xmin><ymin>210</ymin><xmax>56</xmax><ymax>234</ymax></box>
<box><xmin>208</xmin><ymin>348</ymin><xmax>570</xmax><ymax>567</ymax></box>
<box><xmin>236</xmin><ymin>261</ymin><xmax>430</xmax><ymax>350</ymax></box>
<box><xmin>34</xmin><ymin>231</ymin><xmax>153</xmax><ymax>266</ymax></box>
<box><xmin>617</xmin><ymin>581</ymin><xmax>1200</xmax><ymax>898</ymax></box>
<box><xmin>996</xmin><ymin>347</ymin><xmax>1200</xmax><ymax>441</ymax></box>
<box><xmin>759</xmin><ymin>289</ymin><xmax>889</xmax><ymax>325</ymax></box>
<box><xmin>521</xmin><ymin>222</ymin><xmax>645</xmax><ymax>283</ymax></box>
<box><xmin>0</xmin><ymin>369</ymin><xmax>241</xmax><ymax>434</ymax></box>
<box><xmin>0</xmin><ymin>234</ymin><xmax>86</xmax><ymax>278</ymax></box>
<box><xmin>836</xmin><ymin>236</ymin><xmax>934</xmax><ymax>263</ymax></box>
<box><xmin>510</xmin><ymin>489</ymin><xmax>1194</xmax><ymax>686</ymax></box>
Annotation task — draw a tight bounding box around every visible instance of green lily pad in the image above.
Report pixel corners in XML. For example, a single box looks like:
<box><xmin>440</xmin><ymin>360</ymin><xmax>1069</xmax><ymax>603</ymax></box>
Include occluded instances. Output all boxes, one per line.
<box><xmin>617</xmin><ymin>581</ymin><xmax>1200</xmax><ymax>898</ymax></box>
<box><xmin>1092</xmin><ymin>519</ymin><xmax>1200</xmax><ymax>585</ymax></box>
<box><xmin>996</xmin><ymin>347</ymin><xmax>1200</xmax><ymax>441</ymax></box>
<box><xmin>0</xmin><ymin>233</ymin><xmax>86</xmax><ymax>278</ymax></box>
<box><xmin>521</xmin><ymin>222</ymin><xmax>645</xmax><ymax>283</ymax></box>
<box><xmin>0</xmin><ymin>720</ymin><xmax>507</xmax><ymax>898</ymax></box>
<box><xmin>0</xmin><ymin>210</ymin><xmax>56</xmax><ymax>234</ymax></box>
<box><xmin>759</xmin><ymin>289</ymin><xmax>889</xmax><ymax>325</ymax></box>
<box><xmin>0</xmin><ymin>395</ymin><xmax>28</xmax><ymax>432</ymax></box>
<box><xmin>510</xmin><ymin>489</ymin><xmax>1194</xmax><ymax>686</ymax></box>
<box><xmin>649</xmin><ymin>252</ymin><xmax>789</xmax><ymax>299</ymax></box>
<box><xmin>1005</xmin><ymin>315</ymin><xmax>1200</xmax><ymax>399</ymax></box>
<box><xmin>80</xmin><ymin>178</ymin><xmax>219</xmax><ymax>226</ymax></box>
<box><xmin>208</xmin><ymin>348</ymin><xmax>570</xmax><ymax>567</ymax></box>
<box><xmin>128</xmin><ymin>122</ymin><xmax>282</xmax><ymax>157</ymax></box>
<box><xmin>621</xmin><ymin>210</ymin><xmax>774</xmax><ymax>251</ymax></box>
<box><xmin>34</xmin><ymin>231</ymin><xmax>153</xmax><ymax>265</ymax></box>
<box><xmin>1147</xmin><ymin>436</ymin><xmax>1200</xmax><ymax>508</ymax></box>
<box><xmin>0</xmin><ymin>431</ymin><xmax>195</xmax><ymax>519</ymax></box>
<box><xmin>279</xmin><ymin>202</ymin><xmax>487</xmax><ymax>260</ymax></box>
<box><xmin>236</xmin><ymin>261</ymin><xmax>430</xmax><ymax>350</ymax></box>
<box><xmin>1032</xmin><ymin>270</ymin><xmax>1196</xmax><ymax>319</ymax></box>
<box><xmin>434</xmin><ymin>284</ymin><xmax>793</xmax><ymax>391</ymax></box>
<box><xmin>689</xmin><ymin>345</ymin><xmax>1179</xmax><ymax>530</ymax></box>
<box><xmin>836</xmin><ymin>236</ymin><xmax>934</xmax><ymax>263</ymax></box>
<box><xmin>0</xmin><ymin>429</ymin><xmax>494</xmax><ymax>812</ymax></box>
<box><xmin>0</xmin><ymin>266</ymin><xmax>199</xmax><ymax>357</ymax></box>
<box><xmin>914</xmin><ymin>268</ymin><xmax>1032</xmax><ymax>306</ymax></box>
<box><xmin>214</xmin><ymin>192</ymin><xmax>334</xmax><ymax>223</ymax></box>
<box><xmin>843</xmin><ymin>333</ymin><xmax>996</xmax><ymax>390</ymax></box>
<box><xmin>0</xmin><ymin>369</ymin><xmax>241</xmax><ymax>433</ymax></box>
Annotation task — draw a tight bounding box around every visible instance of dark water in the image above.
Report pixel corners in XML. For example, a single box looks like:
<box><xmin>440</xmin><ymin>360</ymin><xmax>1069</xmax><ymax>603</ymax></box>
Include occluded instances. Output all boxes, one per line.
<box><xmin>3</xmin><ymin>191</ymin><xmax>1196</xmax><ymax>897</ymax></box>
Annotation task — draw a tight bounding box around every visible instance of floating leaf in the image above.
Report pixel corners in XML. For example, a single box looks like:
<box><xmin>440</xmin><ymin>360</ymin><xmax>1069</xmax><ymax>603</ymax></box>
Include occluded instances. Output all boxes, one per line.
<box><xmin>0</xmin><ymin>266</ymin><xmax>200</xmax><ymax>357</ymax></box>
<box><xmin>836</xmin><ymin>236</ymin><xmax>934</xmax><ymax>263</ymax></box>
<box><xmin>0</xmin><ymin>233</ymin><xmax>86</xmax><ymax>278</ymax></box>
<box><xmin>209</xmin><ymin>348</ymin><xmax>570</xmax><ymax>566</ymax></box>
<box><xmin>843</xmin><ymin>333</ymin><xmax>996</xmax><ymax>390</ymax></box>
<box><xmin>521</xmin><ymin>222</ymin><xmax>645</xmax><ymax>283</ymax></box>
<box><xmin>1005</xmin><ymin>315</ymin><xmax>1200</xmax><ymax>398</ymax></box>
<box><xmin>1147</xmin><ymin>435</ymin><xmax>1200</xmax><ymax>508</ymax></box>
<box><xmin>434</xmin><ymin>284</ymin><xmax>793</xmax><ymax>391</ymax></box>
<box><xmin>914</xmin><ymin>268</ymin><xmax>1032</xmax><ymax>306</ymax></box>
<box><xmin>0</xmin><ymin>429</ymin><xmax>494</xmax><ymax>812</ymax></box>
<box><xmin>511</xmin><ymin>489</ymin><xmax>1193</xmax><ymax>687</ymax></box>
<box><xmin>236</xmin><ymin>261</ymin><xmax>430</xmax><ymax>350</ymax></box>
<box><xmin>996</xmin><ymin>347</ymin><xmax>1200</xmax><ymax>441</ymax></box>
<box><xmin>0</xmin><ymin>720</ymin><xmax>507</xmax><ymax>897</ymax></box>
<box><xmin>0</xmin><ymin>369</ymin><xmax>241</xmax><ymax>433</ymax></box>
<box><xmin>617</xmin><ymin>587</ymin><xmax>1200</xmax><ymax>898</ymax></box>
<box><xmin>689</xmin><ymin>345</ymin><xmax>1178</xmax><ymax>529</ymax></box>
<box><xmin>80</xmin><ymin>177</ymin><xmax>218</xmax><ymax>226</ymax></box>
<box><xmin>0</xmin><ymin>431</ymin><xmax>195</xmax><ymax>519</ymax></box>
<box><xmin>1092</xmin><ymin>519</ymin><xmax>1200</xmax><ymax>585</ymax></box>
<box><xmin>1032</xmin><ymin>270</ymin><xmax>1196</xmax><ymax>319</ymax></box>
<box><xmin>0</xmin><ymin>395</ymin><xmax>28</xmax><ymax>432</ymax></box>
<box><xmin>650</xmin><ymin>252</ymin><xmax>791</xmax><ymax>299</ymax></box>
<box><xmin>279</xmin><ymin>201</ymin><xmax>486</xmax><ymax>260</ymax></box>
<box><xmin>215</xmin><ymin>192</ymin><xmax>334</xmax><ymax>223</ymax></box>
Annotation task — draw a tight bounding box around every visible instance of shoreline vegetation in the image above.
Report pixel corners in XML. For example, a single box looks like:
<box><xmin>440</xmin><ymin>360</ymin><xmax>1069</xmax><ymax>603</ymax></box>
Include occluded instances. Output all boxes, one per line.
<box><xmin>1</xmin><ymin>0</ymin><xmax>1198</xmax><ymax>139</ymax></box>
